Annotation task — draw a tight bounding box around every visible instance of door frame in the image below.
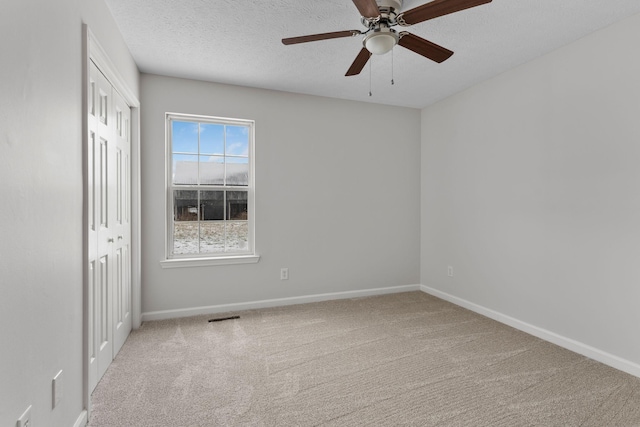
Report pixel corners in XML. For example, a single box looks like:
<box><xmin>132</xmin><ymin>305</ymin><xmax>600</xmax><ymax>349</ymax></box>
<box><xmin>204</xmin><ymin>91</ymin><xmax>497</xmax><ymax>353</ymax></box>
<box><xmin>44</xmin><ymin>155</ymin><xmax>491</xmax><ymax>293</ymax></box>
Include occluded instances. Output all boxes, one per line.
<box><xmin>81</xmin><ymin>23</ymin><xmax>141</xmax><ymax>420</ymax></box>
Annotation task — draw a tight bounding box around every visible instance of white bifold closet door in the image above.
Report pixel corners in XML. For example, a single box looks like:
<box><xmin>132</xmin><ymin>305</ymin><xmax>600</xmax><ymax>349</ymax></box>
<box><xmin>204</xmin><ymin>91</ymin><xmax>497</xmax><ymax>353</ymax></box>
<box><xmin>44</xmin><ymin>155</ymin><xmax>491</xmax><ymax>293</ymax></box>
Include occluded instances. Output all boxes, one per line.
<box><xmin>87</xmin><ymin>60</ymin><xmax>132</xmax><ymax>393</ymax></box>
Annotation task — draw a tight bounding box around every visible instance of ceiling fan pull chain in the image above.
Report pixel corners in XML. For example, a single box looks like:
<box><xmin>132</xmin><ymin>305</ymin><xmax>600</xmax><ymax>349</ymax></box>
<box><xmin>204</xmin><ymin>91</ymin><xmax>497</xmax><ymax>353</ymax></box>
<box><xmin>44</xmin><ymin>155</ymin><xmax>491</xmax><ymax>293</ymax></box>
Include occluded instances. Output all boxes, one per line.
<box><xmin>391</xmin><ymin>49</ymin><xmax>395</xmax><ymax>86</ymax></box>
<box><xmin>369</xmin><ymin>57</ymin><xmax>372</xmax><ymax>97</ymax></box>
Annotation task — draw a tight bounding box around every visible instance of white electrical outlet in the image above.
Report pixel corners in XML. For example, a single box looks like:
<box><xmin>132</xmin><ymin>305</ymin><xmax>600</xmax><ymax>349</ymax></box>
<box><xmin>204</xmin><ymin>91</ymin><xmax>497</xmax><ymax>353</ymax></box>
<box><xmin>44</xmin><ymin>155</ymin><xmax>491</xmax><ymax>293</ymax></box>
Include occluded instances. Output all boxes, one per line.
<box><xmin>447</xmin><ymin>266</ymin><xmax>453</xmax><ymax>277</ymax></box>
<box><xmin>280</xmin><ymin>268</ymin><xmax>289</xmax><ymax>280</ymax></box>
<box><xmin>17</xmin><ymin>405</ymin><xmax>32</xmax><ymax>427</ymax></box>
<box><xmin>53</xmin><ymin>370</ymin><xmax>63</xmax><ymax>409</ymax></box>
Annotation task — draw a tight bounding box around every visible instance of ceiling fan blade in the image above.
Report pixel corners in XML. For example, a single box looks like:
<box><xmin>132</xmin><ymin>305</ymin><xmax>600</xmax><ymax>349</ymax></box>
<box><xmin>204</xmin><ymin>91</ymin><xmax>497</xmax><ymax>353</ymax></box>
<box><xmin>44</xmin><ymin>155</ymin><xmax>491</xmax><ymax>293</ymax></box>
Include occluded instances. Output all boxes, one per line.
<box><xmin>282</xmin><ymin>30</ymin><xmax>360</xmax><ymax>45</ymax></box>
<box><xmin>398</xmin><ymin>32</ymin><xmax>453</xmax><ymax>63</ymax></box>
<box><xmin>345</xmin><ymin>48</ymin><xmax>371</xmax><ymax>76</ymax></box>
<box><xmin>398</xmin><ymin>0</ymin><xmax>492</xmax><ymax>26</ymax></box>
<box><xmin>352</xmin><ymin>0</ymin><xmax>380</xmax><ymax>19</ymax></box>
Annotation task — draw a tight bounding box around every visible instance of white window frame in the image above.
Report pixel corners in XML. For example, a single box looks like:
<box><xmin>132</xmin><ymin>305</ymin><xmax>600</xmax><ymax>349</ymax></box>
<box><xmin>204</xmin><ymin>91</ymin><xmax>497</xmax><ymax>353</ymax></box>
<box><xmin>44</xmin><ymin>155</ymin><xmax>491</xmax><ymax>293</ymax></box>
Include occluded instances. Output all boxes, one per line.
<box><xmin>160</xmin><ymin>112</ymin><xmax>259</xmax><ymax>268</ymax></box>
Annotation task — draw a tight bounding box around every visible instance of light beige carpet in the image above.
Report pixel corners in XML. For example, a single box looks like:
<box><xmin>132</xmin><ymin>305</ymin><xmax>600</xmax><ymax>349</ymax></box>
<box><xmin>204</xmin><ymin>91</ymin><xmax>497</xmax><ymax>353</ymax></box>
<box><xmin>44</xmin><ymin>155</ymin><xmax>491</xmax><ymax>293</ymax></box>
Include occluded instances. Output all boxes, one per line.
<box><xmin>89</xmin><ymin>292</ymin><xmax>640</xmax><ymax>426</ymax></box>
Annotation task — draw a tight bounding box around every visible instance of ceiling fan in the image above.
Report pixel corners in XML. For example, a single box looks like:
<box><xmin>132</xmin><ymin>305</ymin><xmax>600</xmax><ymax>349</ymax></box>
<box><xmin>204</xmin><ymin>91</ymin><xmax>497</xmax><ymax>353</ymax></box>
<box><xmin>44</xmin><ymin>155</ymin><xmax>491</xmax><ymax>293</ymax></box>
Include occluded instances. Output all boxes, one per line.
<box><xmin>282</xmin><ymin>0</ymin><xmax>492</xmax><ymax>76</ymax></box>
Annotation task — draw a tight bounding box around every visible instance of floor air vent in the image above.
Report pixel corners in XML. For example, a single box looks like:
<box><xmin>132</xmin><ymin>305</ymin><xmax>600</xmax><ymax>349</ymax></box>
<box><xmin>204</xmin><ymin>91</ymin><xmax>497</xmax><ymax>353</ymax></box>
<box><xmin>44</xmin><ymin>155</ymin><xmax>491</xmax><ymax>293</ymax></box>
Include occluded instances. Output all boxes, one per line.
<box><xmin>208</xmin><ymin>315</ymin><xmax>240</xmax><ymax>323</ymax></box>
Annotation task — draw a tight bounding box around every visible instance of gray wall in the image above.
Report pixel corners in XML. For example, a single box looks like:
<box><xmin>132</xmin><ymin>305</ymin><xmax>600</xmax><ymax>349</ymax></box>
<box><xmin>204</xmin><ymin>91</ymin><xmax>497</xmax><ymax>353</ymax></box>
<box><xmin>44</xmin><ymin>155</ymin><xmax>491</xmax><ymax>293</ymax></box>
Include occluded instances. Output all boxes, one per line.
<box><xmin>141</xmin><ymin>74</ymin><xmax>422</xmax><ymax>316</ymax></box>
<box><xmin>421</xmin><ymin>13</ymin><xmax>640</xmax><ymax>368</ymax></box>
<box><xmin>0</xmin><ymin>0</ymin><xmax>139</xmax><ymax>426</ymax></box>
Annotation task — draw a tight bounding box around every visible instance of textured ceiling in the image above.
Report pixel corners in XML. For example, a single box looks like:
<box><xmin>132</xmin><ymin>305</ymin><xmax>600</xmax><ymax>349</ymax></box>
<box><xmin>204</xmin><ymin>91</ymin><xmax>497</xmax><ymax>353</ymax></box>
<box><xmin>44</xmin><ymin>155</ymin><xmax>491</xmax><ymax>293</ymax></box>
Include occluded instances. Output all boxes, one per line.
<box><xmin>104</xmin><ymin>0</ymin><xmax>640</xmax><ymax>109</ymax></box>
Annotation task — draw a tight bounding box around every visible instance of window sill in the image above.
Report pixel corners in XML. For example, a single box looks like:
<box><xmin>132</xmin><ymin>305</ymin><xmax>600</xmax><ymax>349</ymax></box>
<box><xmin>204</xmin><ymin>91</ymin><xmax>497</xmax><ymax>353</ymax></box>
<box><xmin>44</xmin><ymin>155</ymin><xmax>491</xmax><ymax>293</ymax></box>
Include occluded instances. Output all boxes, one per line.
<box><xmin>160</xmin><ymin>254</ymin><xmax>260</xmax><ymax>269</ymax></box>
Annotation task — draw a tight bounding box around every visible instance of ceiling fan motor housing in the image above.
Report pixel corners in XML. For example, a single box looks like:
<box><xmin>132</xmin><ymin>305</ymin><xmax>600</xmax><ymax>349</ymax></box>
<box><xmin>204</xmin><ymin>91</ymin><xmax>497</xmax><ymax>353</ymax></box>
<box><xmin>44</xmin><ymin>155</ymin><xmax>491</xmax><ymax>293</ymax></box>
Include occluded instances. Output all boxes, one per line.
<box><xmin>376</xmin><ymin>0</ymin><xmax>403</xmax><ymax>12</ymax></box>
<box><xmin>369</xmin><ymin>0</ymin><xmax>403</xmax><ymax>21</ymax></box>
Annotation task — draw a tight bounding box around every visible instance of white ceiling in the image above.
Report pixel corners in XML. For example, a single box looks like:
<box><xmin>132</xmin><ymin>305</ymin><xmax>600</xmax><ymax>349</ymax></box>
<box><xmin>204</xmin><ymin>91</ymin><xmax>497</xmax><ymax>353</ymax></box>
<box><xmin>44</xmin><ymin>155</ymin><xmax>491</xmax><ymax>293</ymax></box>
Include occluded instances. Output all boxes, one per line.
<box><xmin>104</xmin><ymin>0</ymin><xmax>640</xmax><ymax>109</ymax></box>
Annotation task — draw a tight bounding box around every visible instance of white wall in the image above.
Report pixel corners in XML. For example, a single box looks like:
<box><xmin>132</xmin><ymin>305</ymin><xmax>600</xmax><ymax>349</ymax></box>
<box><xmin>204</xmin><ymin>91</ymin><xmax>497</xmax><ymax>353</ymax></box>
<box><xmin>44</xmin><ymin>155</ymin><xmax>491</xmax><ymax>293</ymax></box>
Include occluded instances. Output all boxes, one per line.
<box><xmin>141</xmin><ymin>75</ymin><xmax>421</xmax><ymax>316</ymax></box>
<box><xmin>0</xmin><ymin>1</ymin><xmax>138</xmax><ymax>426</ymax></box>
<box><xmin>421</xmin><ymin>13</ymin><xmax>640</xmax><ymax>369</ymax></box>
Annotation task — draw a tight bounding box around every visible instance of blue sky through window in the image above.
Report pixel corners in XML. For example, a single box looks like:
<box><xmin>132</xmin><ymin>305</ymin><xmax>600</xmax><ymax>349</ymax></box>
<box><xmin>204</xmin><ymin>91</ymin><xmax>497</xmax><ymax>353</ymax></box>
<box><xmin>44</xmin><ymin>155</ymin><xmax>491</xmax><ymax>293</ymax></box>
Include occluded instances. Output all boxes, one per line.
<box><xmin>225</xmin><ymin>125</ymin><xmax>249</xmax><ymax>156</ymax></box>
<box><xmin>201</xmin><ymin>123</ymin><xmax>224</xmax><ymax>155</ymax></box>
<box><xmin>172</xmin><ymin>121</ymin><xmax>198</xmax><ymax>153</ymax></box>
<box><xmin>172</xmin><ymin>121</ymin><xmax>248</xmax><ymax>157</ymax></box>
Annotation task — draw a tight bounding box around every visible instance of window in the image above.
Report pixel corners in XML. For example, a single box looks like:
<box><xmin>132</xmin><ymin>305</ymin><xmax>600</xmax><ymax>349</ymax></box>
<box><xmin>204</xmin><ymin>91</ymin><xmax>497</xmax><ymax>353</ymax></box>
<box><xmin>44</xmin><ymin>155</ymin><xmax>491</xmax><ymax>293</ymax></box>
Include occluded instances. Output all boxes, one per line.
<box><xmin>162</xmin><ymin>113</ymin><xmax>258</xmax><ymax>267</ymax></box>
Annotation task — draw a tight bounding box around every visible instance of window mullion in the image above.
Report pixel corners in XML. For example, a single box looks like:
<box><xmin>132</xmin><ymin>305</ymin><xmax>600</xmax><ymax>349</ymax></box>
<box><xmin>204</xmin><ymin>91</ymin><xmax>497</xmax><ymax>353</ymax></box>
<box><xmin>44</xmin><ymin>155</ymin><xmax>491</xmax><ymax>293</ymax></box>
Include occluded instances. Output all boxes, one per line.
<box><xmin>223</xmin><ymin>124</ymin><xmax>227</xmax><ymax>187</ymax></box>
<box><xmin>197</xmin><ymin>189</ymin><xmax>201</xmax><ymax>253</ymax></box>
<box><xmin>223</xmin><ymin>124</ymin><xmax>227</xmax><ymax>252</ymax></box>
<box><xmin>197</xmin><ymin>123</ymin><xmax>201</xmax><ymax>254</ymax></box>
<box><xmin>223</xmin><ymin>190</ymin><xmax>227</xmax><ymax>252</ymax></box>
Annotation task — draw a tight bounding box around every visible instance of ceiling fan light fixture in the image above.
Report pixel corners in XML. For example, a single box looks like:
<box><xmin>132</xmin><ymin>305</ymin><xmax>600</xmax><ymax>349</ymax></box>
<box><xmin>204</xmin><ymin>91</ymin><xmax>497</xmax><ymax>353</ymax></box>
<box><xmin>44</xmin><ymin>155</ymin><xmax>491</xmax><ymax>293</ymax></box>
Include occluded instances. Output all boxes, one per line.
<box><xmin>364</xmin><ymin>29</ymin><xmax>398</xmax><ymax>55</ymax></box>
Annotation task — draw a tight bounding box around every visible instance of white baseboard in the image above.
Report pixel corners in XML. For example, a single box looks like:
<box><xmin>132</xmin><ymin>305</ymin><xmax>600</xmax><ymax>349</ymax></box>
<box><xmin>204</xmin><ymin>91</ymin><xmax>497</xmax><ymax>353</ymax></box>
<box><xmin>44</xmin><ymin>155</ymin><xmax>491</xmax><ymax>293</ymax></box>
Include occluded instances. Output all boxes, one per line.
<box><xmin>74</xmin><ymin>410</ymin><xmax>88</xmax><ymax>427</ymax></box>
<box><xmin>141</xmin><ymin>284</ymin><xmax>421</xmax><ymax>322</ymax></box>
<box><xmin>420</xmin><ymin>285</ymin><xmax>640</xmax><ymax>379</ymax></box>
